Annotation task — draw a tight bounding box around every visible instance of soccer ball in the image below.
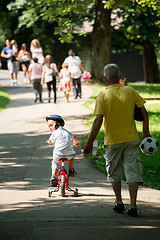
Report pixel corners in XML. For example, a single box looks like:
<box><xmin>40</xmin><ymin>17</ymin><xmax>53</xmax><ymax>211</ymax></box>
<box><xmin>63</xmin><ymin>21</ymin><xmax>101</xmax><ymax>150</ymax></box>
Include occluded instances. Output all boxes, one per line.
<box><xmin>140</xmin><ymin>137</ymin><xmax>158</xmax><ymax>155</ymax></box>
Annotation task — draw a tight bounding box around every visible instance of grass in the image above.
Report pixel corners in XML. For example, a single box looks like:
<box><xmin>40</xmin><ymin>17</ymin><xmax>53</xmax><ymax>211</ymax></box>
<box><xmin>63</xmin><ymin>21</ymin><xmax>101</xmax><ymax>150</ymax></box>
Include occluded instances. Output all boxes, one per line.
<box><xmin>0</xmin><ymin>85</ymin><xmax>10</xmax><ymax>112</ymax></box>
<box><xmin>128</xmin><ymin>83</ymin><xmax>160</xmax><ymax>99</ymax></box>
<box><xmin>82</xmin><ymin>83</ymin><xmax>160</xmax><ymax>190</ymax></box>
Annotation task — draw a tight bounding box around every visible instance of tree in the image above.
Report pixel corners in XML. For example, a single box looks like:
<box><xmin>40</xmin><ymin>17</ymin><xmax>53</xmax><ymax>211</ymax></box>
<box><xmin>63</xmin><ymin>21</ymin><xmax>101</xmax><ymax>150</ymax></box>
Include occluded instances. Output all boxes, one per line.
<box><xmin>118</xmin><ymin>1</ymin><xmax>160</xmax><ymax>83</ymax></box>
<box><xmin>7</xmin><ymin>0</ymin><xmax>95</xmax><ymax>42</ymax></box>
<box><xmin>0</xmin><ymin>0</ymin><xmax>72</xmax><ymax>68</ymax></box>
<box><xmin>7</xmin><ymin>0</ymin><xmax>114</xmax><ymax>81</ymax></box>
<box><xmin>91</xmin><ymin>1</ymin><xmax>112</xmax><ymax>81</ymax></box>
<box><xmin>0</xmin><ymin>0</ymin><xmax>20</xmax><ymax>68</ymax></box>
<box><xmin>7</xmin><ymin>0</ymin><xmax>160</xmax><ymax>82</ymax></box>
<box><xmin>0</xmin><ymin>0</ymin><xmax>18</xmax><ymax>50</ymax></box>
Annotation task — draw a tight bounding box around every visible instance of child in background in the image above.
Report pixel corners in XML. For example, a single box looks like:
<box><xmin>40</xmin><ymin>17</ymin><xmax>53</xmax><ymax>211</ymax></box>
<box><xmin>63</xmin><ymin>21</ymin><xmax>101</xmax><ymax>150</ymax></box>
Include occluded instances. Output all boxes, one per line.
<box><xmin>46</xmin><ymin>114</ymin><xmax>80</xmax><ymax>186</ymax></box>
<box><xmin>11</xmin><ymin>40</ymin><xmax>19</xmax><ymax>58</ymax></box>
<box><xmin>59</xmin><ymin>62</ymin><xmax>72</xmax><ymax>102</ymax></box>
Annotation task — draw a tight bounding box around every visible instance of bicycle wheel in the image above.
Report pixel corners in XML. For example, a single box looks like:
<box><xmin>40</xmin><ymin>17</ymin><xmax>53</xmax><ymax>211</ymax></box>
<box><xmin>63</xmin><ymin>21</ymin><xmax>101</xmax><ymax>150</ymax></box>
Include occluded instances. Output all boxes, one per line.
<box><xmin>61</xmin><ymin>175</ymin><xmax>65</xmax><ymax>197</ymax></box>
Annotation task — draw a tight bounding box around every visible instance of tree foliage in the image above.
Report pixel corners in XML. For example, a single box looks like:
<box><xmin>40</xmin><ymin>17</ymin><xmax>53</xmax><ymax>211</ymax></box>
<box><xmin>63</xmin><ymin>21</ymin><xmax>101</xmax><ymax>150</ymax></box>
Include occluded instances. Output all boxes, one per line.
<box><xmin>0</xmin><ymin>1</ymin><xmax>18</xmax><ymax>48</ymax></box>
<box><xmin>4</xmin><ymin>0</ymin><xmax>160</xmax><ymax>82</ymax></box>
<box><xmin>131</xmin><ymin>0</ymin><xmax>160</xmax><ymax>13</ymax></box>
<box><xmin>7</xmin><ymin>0</ymin><xmax>95</xmax><ymax>43</ymax></box>
<box><xmin>7</xmin><ymin>0</ymin><xmax>160</xmax><ymax>41</ymax></box>
<box><xmin>118</xmin><ymin>2</ymin><xmax>160</xmax><ymax>49</ymax></box>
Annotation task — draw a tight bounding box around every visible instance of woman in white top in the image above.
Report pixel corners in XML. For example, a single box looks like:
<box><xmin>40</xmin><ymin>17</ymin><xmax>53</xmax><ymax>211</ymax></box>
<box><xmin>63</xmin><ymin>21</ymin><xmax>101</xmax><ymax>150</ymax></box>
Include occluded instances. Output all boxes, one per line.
<box><xmin>59</xmin><ymin>62</ymin><xmax>72</xmax><ymax>102</ymax></box>
<box><xmin>64</xmin><ymin>49</ymin><xmax>84</xmax><ymax>99</ymax></box>
<box><xmin>30</xmin><ymin>39</ymin><xmax>44</xmax><ymax>64</ymax></box>
<box><xmin>41</xmin><ymin>55</ymin><xmax>58</xmax><ymax>103</ymax></box>
<box><xmin>18</xmin><ymin>43</ymin><xmax>31</xmax><ymax>83</ymax></box>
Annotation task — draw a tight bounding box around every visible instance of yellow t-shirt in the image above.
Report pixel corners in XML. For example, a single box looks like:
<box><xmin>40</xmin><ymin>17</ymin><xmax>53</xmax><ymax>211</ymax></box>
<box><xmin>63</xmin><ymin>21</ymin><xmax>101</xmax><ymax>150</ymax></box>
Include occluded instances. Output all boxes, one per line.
<box><xmin>94</xmin><ymin>84</ymin><xmax>145</xmax><ymax>145</ymax></box>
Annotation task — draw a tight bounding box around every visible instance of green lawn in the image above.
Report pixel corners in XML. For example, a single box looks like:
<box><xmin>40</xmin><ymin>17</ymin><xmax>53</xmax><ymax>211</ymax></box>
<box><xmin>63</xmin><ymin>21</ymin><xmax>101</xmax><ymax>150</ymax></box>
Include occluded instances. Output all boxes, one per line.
<box><xmin>129</xmin><ymin>83</ymin><xmax>160</xmax><ymax>99</ymax></box>
<box><xmin>0</xmin><ymin>86</ymin><xmax>10</xmax><ymax>112</ymax></box>
<box><xmin>83</xmin><ymin>83</ymin><xmax>160</xmax><ymax>190</ymax></box>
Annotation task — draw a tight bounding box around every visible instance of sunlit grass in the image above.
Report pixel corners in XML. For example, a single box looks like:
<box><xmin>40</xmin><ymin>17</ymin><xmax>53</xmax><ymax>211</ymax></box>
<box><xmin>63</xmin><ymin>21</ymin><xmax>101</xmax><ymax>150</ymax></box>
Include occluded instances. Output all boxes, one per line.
<box><xmin>129</xmin><ymin>83</ymin><xmax>160</xmax><ymax>98</ymax></box>
<box><xmin>0</xmin><ymin>86</ymin><xmax>10</xmax><ymax>112</ymax></box>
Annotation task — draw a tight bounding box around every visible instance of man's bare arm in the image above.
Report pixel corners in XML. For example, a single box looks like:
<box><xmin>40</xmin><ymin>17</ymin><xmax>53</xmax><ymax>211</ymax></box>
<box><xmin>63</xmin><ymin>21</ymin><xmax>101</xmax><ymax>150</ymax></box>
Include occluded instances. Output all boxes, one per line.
<box><xmin>84</xmin><ymin>114</ymin><xmax>103</xmax><ymax>153</ymax></box>
<box><xmin>141</xmin><ymin>106</ymin><xmax>151</xmax><ymax>139</ymax></box>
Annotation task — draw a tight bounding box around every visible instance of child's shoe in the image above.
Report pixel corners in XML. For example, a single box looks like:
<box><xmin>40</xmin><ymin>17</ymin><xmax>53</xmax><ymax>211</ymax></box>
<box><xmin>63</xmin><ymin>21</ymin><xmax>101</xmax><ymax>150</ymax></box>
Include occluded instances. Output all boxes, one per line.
<box><xmin>50</xmin><ymin>176</ymin><xmax>58</xmax><ymax>187</ymax></box>
<box><xmin>68</xmin><ymin>168</ymin><xmax>77</xmax><ymax>177</ymax></box>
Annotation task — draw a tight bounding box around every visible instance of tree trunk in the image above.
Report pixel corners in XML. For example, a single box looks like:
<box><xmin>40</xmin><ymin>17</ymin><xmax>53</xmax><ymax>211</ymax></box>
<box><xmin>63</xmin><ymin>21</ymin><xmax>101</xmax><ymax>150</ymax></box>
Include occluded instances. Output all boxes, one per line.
<box><xmin>91</xmin><ymin>0</ymin><xmax>112</xmax><ymax>82</ymax></box>
<box><xmin>143</xmin><ymin>39</ymin><xmax>160</xmax><ymax>83</ymax></box>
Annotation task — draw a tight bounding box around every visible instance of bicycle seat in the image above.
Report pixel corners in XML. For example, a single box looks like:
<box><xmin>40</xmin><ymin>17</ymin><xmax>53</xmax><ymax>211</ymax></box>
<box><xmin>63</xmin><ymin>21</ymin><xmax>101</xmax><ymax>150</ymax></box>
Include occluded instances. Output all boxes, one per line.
<box><xmin>58</xmin><ymin>157</ymin><xmax>68</xmax><ymax>162</ymax></box>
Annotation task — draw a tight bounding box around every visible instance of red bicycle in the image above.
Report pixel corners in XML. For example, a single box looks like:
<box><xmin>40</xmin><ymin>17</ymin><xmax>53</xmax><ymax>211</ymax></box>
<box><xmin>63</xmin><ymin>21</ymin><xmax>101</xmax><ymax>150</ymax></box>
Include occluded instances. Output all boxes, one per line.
<box><xmin>48</xmin><ymin>157</ymin><xmax>78</xmax><ymax>197</ymax></box>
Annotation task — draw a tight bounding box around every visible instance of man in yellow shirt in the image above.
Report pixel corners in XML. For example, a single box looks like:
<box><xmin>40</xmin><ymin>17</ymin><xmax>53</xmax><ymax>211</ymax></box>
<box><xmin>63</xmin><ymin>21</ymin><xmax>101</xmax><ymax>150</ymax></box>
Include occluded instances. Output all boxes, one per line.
<box><xmin>84</xmin><ymin>63</ymin><xmax>151</xmax><ymax>217</ymax></box>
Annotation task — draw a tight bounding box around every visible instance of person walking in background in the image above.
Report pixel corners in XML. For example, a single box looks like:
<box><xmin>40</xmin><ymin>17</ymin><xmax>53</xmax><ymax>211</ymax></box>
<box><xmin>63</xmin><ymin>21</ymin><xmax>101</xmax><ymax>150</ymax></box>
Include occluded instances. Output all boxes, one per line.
<box><xmin>84</xmin><ymin>63</ymin><xmax>151</xmax><ymax>217</ymax></box>
<box><xmin>1</xmin><ymin>39</ymin><xmax>19</xmax><ymax>86</ymax></box>
<box><xmin>41</xmin><ymin>55</ymin><xmax>58</xmax><ymax>103</ymax></box>
<box><xmin>28</xmin><ymin>57</ymin><xmax>43</xmax><ymax>103</ymax></box>
<box><xmin>30</xmin><ymin>39</ymin><xmax>44</xmax><ymax>64</ymax></box>
<box><xmin>18</xmin><ymin>43</ymin><xmax>31</xmax><ymax>83</ymax></box>
<box><xmin>64</xmin><ymin>49</ymin><xmax>84</xmax><ymax>99</ymax></box>
<box><xmin>59</xmin><ymin>62</ymin><xmax>72</xmax><ymax>102</ymax></box>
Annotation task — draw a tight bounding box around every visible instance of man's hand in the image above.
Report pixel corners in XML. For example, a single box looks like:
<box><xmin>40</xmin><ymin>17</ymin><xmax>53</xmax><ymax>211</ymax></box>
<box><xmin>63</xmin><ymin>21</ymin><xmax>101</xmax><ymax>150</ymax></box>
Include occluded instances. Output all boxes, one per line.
<box><xmin>84</xmin><ymin>114</ymin><xmax>103</xmax><ymax>154</ymax></box>
<box><xmin>143</xmin><ymin>133</ymin><xmax>151</xmax><ymax>140</ymax></box>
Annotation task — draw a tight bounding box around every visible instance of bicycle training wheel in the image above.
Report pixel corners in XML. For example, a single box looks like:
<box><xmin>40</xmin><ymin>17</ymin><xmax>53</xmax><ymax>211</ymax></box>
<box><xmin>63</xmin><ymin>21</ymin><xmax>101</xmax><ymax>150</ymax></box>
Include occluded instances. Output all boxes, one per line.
<box><xmin>61</xmin><ymin>175</ymin><xmax>65</xmax><ymax>197</ymax></box>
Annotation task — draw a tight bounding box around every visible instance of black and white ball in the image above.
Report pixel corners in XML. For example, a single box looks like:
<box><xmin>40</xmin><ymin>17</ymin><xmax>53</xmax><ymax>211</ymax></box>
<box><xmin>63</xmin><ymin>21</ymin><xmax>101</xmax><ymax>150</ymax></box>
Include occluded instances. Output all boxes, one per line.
<box><xmin>140</xmin><ymin>137</ymin><xmax>158</xmax><ymax>155</ymax></box>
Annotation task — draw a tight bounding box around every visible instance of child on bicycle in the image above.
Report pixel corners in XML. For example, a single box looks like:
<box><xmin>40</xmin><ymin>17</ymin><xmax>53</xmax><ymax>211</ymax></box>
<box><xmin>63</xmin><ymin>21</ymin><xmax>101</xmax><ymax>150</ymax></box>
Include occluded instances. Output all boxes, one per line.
<box><xmin>46</xmin><ymin>114</ymin><xmax>80</xmax><ymax>186</ymax></box>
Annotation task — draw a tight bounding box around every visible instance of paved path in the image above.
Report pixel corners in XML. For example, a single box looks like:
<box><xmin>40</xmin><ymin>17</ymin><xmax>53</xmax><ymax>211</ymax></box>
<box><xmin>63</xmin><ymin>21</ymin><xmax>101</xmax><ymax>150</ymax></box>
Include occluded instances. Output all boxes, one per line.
<box><xmin>0</xmin><ymin>70</ymin><xmax>160</xmax><ymax>240</ymax></box>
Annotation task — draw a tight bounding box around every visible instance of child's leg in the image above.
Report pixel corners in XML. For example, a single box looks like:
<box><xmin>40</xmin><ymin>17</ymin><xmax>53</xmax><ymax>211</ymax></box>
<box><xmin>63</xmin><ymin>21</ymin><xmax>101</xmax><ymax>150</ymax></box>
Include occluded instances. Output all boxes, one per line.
<box><xmin>52</xmin><ymin>168</ymin><xmax>58</xmax><ymax>178</ymax></box>
<box><xmin>64</xmin><ymin>91</ymin><xmax>67</xmax><ymax>98</ymax></box>
<box><xmin>50</xmin><ymin>160</ymin><xmax>59</xmax><ymax>186</ymax></box>
<box><xmin>68</xmin><ymin>158</ymin><xmax>74</xmax><ymax>170</ymax></box>
<box><xmin>64</xmin><ymin>90</ymin><xmax>69</xmax><ymax>102</ymax></box>
<box><xmin>68</xmin><ymin>158</ymin><xmax>77</xmax><ymax>176</ymax></box>
<box><xmin>51</xmin><ymin>159</ymin><xmax>60</xmax><ymax>178</ymax></box>
<box><xmin>66</xmin><ymin>91</ymin><xmax>69</xmax><ymax>100</ymax></box>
